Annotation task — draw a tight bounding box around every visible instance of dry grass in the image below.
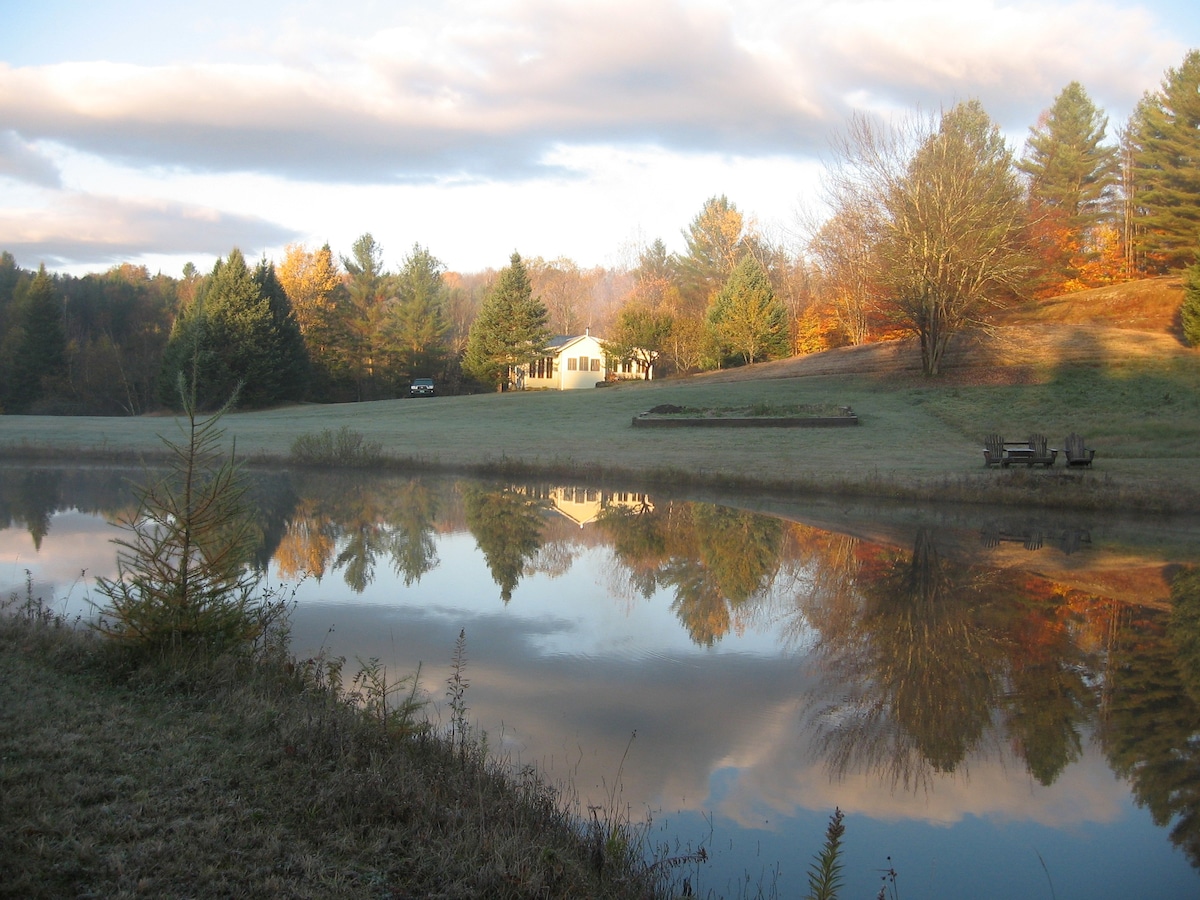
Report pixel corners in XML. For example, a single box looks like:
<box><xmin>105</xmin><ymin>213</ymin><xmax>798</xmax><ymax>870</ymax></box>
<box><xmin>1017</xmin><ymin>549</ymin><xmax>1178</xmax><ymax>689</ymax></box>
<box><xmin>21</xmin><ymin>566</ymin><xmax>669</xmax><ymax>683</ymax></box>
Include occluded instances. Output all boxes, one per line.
<box><xmin>0</xmin><ymin>278</ymin><xmax>1196</xmax><ymax>512</ymax></box>
<box><xmin>0</xmin><ymin>598</ymin><xmax>667</xmax><ymax>900</ymax></box>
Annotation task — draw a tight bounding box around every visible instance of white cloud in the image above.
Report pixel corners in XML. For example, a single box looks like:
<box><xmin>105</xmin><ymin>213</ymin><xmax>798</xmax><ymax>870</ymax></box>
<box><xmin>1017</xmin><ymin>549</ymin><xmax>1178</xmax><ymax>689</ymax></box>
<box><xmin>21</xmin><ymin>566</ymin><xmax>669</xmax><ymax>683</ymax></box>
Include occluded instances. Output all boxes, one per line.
<box><xmin>0</xmin><ymin>130</ymin><xmax>61</xmax><ymax>187</ymax></box>
<box><xmin>0</xmin><ymin>0</ymin><xmax>1195</xmax><ymax>271</ymax></box>
<box><xmin>0</xmin><ymin>189</ymin><xmax>298</xmax><ymax>269</ymax></box>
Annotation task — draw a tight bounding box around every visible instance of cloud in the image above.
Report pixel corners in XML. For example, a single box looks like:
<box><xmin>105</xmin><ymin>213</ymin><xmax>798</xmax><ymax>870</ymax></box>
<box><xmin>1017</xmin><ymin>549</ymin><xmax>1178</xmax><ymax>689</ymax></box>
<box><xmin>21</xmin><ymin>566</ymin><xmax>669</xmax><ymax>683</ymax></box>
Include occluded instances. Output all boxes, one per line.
<box><xmin>0</xmin><ymin>191</ymin><xmax>300</xmax><ymax>268</ymax></box>
<box><xmin>0</xmin><ymin>130</ymin><xmax>61</xmax><ymax>187</ymax></box>
<box><xmin>0</xmin><ymin>1</ymin><xmax>1182</xmax><ymax>187</ymax></box>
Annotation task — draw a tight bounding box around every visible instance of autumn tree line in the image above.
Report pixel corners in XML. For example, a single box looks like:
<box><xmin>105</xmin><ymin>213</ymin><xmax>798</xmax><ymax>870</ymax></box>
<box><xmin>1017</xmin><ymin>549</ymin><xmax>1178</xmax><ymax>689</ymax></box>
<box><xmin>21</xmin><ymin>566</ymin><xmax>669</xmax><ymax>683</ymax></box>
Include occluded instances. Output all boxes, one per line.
<box><xmin>3</xmin><ymin>50</ymin><xmax>1200</xmax><ymax>414</ymax></box>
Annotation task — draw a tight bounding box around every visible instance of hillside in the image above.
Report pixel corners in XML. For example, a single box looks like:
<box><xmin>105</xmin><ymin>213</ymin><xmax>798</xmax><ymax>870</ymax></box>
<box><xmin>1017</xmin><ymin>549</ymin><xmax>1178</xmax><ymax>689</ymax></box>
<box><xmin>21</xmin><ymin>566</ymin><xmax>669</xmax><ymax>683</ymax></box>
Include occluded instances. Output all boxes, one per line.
<box><xmin>696</xmin><ymin>275</ymin><xmax>1189</xmax><ymax>385</ymax></box>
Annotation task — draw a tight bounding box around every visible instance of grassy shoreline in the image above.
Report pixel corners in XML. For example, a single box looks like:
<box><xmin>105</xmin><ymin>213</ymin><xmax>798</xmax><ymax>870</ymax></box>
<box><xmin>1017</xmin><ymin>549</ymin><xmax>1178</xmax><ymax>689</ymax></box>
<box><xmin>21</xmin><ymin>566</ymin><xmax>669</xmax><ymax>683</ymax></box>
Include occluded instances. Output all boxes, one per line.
<box><xmin>0</xmin><ymin>601</ymin><xmax>670</xmax><ymax>899</ymax></box>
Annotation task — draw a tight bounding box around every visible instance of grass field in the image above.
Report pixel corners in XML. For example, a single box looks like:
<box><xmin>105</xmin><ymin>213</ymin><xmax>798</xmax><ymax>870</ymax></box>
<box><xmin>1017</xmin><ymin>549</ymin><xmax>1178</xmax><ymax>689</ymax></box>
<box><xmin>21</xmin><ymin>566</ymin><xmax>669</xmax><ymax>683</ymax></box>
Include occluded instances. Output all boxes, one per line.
<box><xmin>2</xmin><ymin>276</ymin><xmax>1197</xmax><ymax>511</ymax></box>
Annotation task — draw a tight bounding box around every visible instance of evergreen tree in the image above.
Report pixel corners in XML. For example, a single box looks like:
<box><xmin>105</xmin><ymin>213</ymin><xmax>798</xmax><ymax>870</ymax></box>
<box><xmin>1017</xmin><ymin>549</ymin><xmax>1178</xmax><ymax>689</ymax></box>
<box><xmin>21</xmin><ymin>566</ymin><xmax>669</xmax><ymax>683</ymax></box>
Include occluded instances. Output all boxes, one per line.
<box><xmin>1183</xmin><ymin>251</ymin><xmax>1200</xmax><ymax>347</ymax></box>
<box><xmin>389</xmin><ymin>243</ymin><xmax>450</xmax><ymax>377</ymax></box>
<box><xmin>636</xmin><ymin>238</ymin><xmax>677</xmax><ymax>285</ymax></box>
<box><xmin>677</xmin><ymin>195</ymin><xmax>747</xmax><ymax>314</ymax></box>
<box><xmin>1019</xmin><ymin>82</ymin><xmax>1118</xmax><ymax>290</ymax></box>
<box><xmin>706</xmin><ymin>255</ymin><xmax>790</xmax><ymax>365</ymax></box>
<box><xmin>159</xmin><ymin>249</ymin><xmax>283</xmax><ymax>409</ymax></box>
<box><xmin>340</xmin><ymin>233</ymin><xmax>394</xmax><ymax>399</ymax></box>
<box><xmin>463</xmin><ymin>253</ymin><xmax>550</xmax><ymax>390</ymax></box>
<box><xmin>253</xmin><ymin>257</ymin><xmax>310</xmax><ymax>403</ymax></box>
<box><xmin>5</xmin><ymin>265</ymin><xmax>67</xmax><ymax>413</ymax></box>
<box><xmin>1020</xmin><ymin>82</ymin><xmax>1117</xmax><ymax>228</ymax></box>
<box><xmin>1129</xmin><ymin>50</ymin><xmax>1200</xmax><ymax>270</ymax></box>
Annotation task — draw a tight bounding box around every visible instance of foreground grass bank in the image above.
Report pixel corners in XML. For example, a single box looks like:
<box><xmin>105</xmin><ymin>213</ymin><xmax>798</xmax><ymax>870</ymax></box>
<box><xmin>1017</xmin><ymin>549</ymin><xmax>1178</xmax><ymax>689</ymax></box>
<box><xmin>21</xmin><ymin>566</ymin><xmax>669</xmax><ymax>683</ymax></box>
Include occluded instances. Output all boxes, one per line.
<box><xmin>0</xmin><ymin>602</ymin><xmax>668</xmax><ymax>900</ymax></box>
<box><xmin>2</xmin><ymin>330</ymin><xmax>1198</xmax><ymax>512</ymax></box>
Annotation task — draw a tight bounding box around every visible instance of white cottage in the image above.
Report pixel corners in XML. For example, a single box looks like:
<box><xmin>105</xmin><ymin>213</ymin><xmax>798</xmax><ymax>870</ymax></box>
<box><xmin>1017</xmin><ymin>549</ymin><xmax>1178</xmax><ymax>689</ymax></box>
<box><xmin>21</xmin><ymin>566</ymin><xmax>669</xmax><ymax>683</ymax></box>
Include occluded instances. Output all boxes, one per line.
<box><xmin>520</xmin><ymin>330</ymin><xmax>653</xmax><ymax>390</ymax></box>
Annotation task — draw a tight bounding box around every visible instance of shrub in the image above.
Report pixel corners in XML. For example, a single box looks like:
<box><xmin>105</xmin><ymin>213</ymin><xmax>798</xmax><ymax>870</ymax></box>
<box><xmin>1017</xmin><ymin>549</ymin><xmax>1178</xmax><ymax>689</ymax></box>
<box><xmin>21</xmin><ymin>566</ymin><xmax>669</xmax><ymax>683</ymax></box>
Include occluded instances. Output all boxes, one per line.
<box><xmin>289</xmin><ymin>425</ymin><xmax>384</xmax><ymax>467</ymax></box>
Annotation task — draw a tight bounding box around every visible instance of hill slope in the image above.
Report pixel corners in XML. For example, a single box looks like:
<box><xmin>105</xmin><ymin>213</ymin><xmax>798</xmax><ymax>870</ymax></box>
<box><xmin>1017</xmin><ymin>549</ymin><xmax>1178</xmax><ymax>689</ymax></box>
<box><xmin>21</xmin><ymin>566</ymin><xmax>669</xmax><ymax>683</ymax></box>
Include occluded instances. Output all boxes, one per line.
<box><xmin>697</xmin><ymin>275</ymin><xmax>1189</xmax><ymax>385</ymax></box>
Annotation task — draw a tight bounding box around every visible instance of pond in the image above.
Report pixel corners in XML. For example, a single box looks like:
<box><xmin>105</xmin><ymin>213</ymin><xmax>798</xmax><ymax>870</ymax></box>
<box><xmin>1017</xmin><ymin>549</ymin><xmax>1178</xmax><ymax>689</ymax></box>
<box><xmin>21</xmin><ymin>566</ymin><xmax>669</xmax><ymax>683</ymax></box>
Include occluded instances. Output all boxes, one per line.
<box><xmin>3</xmin><ymin>464</ymin><xmax>1200</xmax><ymax>899</ymax></box>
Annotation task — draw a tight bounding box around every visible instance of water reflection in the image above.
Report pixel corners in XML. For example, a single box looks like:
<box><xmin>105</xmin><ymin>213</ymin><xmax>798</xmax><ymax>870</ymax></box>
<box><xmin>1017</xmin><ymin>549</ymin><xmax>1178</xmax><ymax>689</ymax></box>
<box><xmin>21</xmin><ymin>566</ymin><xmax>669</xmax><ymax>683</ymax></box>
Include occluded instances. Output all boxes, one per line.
<box><xmin>804</xmin><ymin>527</ymin><xmax>1097</xmax><ymax>792</ymax></box>
<box><xmin>3</xmin><ymin>464</ymin><xmax>1200</xmax><ymax>897</ymax></box>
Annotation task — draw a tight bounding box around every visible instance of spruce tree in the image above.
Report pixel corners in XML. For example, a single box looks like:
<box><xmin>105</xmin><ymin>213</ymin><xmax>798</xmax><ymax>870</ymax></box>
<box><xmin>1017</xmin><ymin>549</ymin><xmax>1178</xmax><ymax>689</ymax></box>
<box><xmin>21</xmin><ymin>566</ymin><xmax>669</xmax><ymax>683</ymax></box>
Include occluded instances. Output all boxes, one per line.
<box><xmin>159</xmin><ymin>249</ymin><xmax>284</xmax><ymax>409</ymax></box>
<box><xmin>1020</xmin><ymin>82</ymin><xmax>1117</xmax><ymax>228</ymax></box>
<box><xmin>1182</xmin><ymin>251</ymin><xmax>1200</xmax><ymax>347</ymax></box>
<box><xmin>390</xmin><ymin>243</ymin><xmax>450</xmax><ymax>377</ymax></box>
<box><xmin>463</xmin><ymin>253</ymin><xmax>550</xmax><ymax>390</ymax></box>
<box><xmin>254</xmin><ymin>258</ymin><xmax>310</xmax><ymax>403</ymax></box>
<box><xmin>6</xmin><ymin>266</ymin><xmax>67</xmax><ymax>413</ymax></box>
<box><xmin>1020</xmin><ymin>82</ymin><xmax>1118</xmax><ymax>290</ymax></box>
<box><xmin>1130</xmin><ymin>50</ymin><xmax>1200</xmax><ymax>270</ymax></box>
<box><xmin>706</xmin><ymin>255</ymin><xmax>790</xmax><ymax>365</ymax></box>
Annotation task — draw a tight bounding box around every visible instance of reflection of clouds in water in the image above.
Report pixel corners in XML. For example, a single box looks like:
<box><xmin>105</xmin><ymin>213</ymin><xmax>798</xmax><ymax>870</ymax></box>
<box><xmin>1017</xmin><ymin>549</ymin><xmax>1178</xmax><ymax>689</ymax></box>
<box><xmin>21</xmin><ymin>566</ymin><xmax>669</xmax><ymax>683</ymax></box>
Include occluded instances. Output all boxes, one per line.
<box><xmin>0</xmin><ymin>512</ymin><xmax>118</xmax><ymax>615</ymax></box>
<box><xmin>714</xmin><ymin>726</ymin><xmax>1126</xmax><ymax>831</ymax></box>
<box><xmin>288</xmin><ymin>594</ymin><xmax>1131</xmax><ymax>841</ymax></box>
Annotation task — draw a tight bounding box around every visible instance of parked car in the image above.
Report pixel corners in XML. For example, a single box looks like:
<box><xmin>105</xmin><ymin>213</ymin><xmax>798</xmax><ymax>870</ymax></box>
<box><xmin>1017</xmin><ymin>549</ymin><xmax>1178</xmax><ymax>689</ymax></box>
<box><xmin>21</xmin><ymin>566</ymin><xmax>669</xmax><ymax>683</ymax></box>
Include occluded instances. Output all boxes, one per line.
<box><xmin>409</xmin><ymin>378</ymin><xmax>435</xmax><ymax>397</ymax></box>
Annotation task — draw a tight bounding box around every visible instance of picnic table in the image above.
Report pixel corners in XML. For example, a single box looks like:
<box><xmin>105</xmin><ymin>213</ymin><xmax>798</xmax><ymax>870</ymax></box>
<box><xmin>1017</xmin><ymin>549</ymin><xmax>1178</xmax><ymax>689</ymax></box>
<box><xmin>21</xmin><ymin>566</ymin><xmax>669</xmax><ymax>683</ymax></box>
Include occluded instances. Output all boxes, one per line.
<box><xmin>983</xmin><ymin>434</ymin><xmax>1057</xmax><ymax>467</ymax></box>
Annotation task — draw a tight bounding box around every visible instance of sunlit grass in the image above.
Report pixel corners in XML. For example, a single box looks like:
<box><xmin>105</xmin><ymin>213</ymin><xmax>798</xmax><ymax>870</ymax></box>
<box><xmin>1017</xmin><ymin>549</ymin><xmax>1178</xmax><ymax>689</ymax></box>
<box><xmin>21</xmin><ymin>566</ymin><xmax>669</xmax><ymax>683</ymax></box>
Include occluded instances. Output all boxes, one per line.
<box><xmin>2</xmin><ymin>342</ymin><xmax>1197</xmax><ymax>511</ymax></box>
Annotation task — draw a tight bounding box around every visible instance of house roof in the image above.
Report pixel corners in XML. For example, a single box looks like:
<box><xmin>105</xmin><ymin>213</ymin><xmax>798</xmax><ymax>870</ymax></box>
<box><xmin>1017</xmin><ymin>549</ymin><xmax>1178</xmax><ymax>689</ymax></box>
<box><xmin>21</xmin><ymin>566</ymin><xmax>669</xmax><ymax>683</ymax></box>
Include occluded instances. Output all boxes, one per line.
<box><xmin>544</xmin><ymin>333</ymin><xmax>603</xmax><ymax>353</ymax></box>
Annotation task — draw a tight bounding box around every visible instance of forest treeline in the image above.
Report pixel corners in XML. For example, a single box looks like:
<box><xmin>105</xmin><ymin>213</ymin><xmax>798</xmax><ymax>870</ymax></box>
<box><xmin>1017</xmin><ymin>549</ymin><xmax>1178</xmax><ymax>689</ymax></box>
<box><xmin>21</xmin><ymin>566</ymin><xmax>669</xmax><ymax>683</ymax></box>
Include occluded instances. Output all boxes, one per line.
<box><xmin>3</xmin><ymin>50</ymin><xmax>1200</xmax><ymax>414</ymax></box>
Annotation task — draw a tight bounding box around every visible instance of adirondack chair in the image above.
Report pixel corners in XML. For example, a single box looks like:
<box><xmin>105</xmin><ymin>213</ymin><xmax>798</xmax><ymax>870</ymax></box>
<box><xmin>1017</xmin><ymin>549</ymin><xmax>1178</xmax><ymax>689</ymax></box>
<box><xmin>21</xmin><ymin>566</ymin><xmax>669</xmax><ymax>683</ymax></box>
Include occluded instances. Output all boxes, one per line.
<box><xmin>983</xmin><ymin>433</ymin><xmax>1006</xmax><ymax>467</ymax></box>
<box><xmin>1027</xmin><ymin>433</ymin><xmax>1057</xmax><ymax>467</ymax></box>
<box><xmin>1064</xmin><ymin>433</ymin><xmax>1095</xmax><ymax>467</ymax></box>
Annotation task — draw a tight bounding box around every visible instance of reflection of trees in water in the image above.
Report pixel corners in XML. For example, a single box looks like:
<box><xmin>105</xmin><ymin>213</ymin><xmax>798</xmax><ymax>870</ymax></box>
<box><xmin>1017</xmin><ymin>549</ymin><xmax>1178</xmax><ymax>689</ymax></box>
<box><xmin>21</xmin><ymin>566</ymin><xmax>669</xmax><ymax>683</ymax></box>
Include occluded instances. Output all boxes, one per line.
<box><xmin>390</xmin><ymin>480</ymin><xmax>439</xmax><ymax>586</ymax></box>
<box><xmin>0</xmin><ymin>468</ymin><xmax>63</xmax><ymax>549</ymax></box>
<box><xmin>1000</xmin><ymin>584</ymin><xmax>1095</xmax><ymax>786</ymax></box>
<box><xmin>808</xmin><ymin>529</ymin><xmax>1007</xmax><ymax>789</ymax></box>
<box><xmin>776</xmin><ymin>526</ymin><xmax>864</xmax><ymax>649</ymax></box>
<box><xmin>1102</xmin><ymin>569</ymin><xmax>1200</xmax><ymax>868</ymax></box>
<box><xmin>274</xmin><ymin>474</ymin><xmax>442</xmax><ymax>592</ymax></box>
<box><xmin>461</xmin><ymin>485</ymin><xmax>546</xmax><ymax>603</ymax></box>
<box><xmin>802</xmin><ymin>528</ymin><xmax>1101</xmax><ymax>792</ymax></box>
<box><xmin>598</xmin><ymin>500</ymin><xmax>784</xmax><ymax>646</ymax></box>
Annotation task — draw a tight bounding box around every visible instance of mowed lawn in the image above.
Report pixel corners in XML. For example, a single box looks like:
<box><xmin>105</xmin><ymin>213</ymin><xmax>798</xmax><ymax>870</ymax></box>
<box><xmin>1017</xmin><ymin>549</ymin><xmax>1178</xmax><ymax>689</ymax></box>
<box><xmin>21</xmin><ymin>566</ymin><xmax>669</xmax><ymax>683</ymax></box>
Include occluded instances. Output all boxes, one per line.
<box><xmin>2</xmin><ymin>277</ymin><xmax>1198</xmax><ymax>507</ymax></box>
<box><xmin>3</xmin><ymin>322</ymin><xmax>1199</xmax><ymax>509</ymax></box>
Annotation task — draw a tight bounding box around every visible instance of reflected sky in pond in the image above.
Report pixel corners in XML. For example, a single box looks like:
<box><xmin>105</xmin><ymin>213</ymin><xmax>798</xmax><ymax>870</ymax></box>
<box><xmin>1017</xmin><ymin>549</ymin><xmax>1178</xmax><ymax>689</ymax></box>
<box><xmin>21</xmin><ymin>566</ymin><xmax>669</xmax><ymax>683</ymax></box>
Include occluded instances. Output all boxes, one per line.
<box><xmin>3</xmin><ymin>465</ymin><xmax>1200</xmax><ymax>899</ymax></box>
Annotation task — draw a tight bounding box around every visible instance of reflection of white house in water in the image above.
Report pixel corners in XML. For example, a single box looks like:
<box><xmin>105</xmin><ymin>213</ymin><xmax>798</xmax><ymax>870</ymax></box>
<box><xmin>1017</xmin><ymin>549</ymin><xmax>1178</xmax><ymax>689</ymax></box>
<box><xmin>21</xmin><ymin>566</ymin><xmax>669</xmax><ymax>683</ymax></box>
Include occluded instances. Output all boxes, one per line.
<box><xmin>519</xmin><ymin>484</ymin><xmax>654</xmax><ymax>528</ymax></box>
<box><xmin>520</xmin><ymin>330</ymin><xmax>653</xmax><ymax>390</ymax></box>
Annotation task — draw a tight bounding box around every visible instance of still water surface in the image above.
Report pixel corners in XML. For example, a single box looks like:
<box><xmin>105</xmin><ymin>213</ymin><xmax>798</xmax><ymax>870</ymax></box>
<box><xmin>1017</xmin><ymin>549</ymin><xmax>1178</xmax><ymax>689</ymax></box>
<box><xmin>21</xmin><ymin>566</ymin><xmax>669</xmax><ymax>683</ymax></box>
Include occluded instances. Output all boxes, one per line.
<box><xmin>3</xmin><ymin>465</ymin><xmax>1199</xmax><ymax>899</ymax></box>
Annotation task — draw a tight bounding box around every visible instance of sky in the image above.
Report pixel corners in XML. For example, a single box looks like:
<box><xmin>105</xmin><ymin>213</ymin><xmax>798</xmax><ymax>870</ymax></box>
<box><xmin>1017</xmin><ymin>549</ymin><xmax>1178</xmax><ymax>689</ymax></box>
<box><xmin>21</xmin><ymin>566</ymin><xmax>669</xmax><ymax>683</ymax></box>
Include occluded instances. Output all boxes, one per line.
<box><xmin>1</xmin><ymin>0</ymin><xmax>1198</xmax><ymax>278</ymax></box>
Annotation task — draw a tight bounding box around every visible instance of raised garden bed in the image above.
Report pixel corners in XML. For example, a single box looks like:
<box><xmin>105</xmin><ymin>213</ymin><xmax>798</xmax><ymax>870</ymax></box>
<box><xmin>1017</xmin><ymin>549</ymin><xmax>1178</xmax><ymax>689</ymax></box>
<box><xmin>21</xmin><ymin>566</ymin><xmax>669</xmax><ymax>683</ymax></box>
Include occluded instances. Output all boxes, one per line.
<box><xmin>632</xmin><ymin>403</ymin><xmax>859</xmax><ymax>428</ymax></box>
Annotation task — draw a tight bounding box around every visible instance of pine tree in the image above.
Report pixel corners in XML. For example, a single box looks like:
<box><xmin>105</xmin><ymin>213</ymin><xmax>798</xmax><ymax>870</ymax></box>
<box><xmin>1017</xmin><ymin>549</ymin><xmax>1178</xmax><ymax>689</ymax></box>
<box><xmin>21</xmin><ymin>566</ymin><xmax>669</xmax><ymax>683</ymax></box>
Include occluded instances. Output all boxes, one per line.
<box><xmin>1129</xmin><ymin>50</ymin><xmax>1200</xmax><ymax>270</ymax></box>
<box><xmin>159</xmin><ymin>249</ymin><xmax>284</xmax><ymax>409</ymax></box>
<box><xmin>706</xmin><ymin>255</ymin><xmax>790</xmax><ymax>365</ymax></box>
<box><xmin>677</xmin><ymin>195</ymin><xmax>747</xmax><ymax>314</ymax></box>
<box><xmin>389</xmin><ymin>243</ymin><xmax>450</xmax><ymax>377</ymax></box>
<box><xmin>253</xmin><ymin>257</ymin><xmax>310</xmax><ymax>403</ymax></box>
<box><xmin>93</xmin><ymin>377</ymin><xmax>282</xmax><ymax>658</ymax></box>
<box><xmin>1020</xmin><ymin>82</ymin><xmax>1117</xmax><ymax>227</ymax></box>
<box><xmin>1019</xmin><ymin>82</ymin><xmax>1119</xmax><ymax>291</ymax></box>
<box><xmin>463</xmin><ymin>253</ymin><xmax>550</xmax><ymax>390</ymax></box>
<box><xmin>1182</xmin><ymin>251</ymin><xmax>1200</xmax><ymax>347</ymax></box>
<box><xmin>6</xmin><ymin>265</ymin><xmax>67</xmax><ymax>413</ymax></box>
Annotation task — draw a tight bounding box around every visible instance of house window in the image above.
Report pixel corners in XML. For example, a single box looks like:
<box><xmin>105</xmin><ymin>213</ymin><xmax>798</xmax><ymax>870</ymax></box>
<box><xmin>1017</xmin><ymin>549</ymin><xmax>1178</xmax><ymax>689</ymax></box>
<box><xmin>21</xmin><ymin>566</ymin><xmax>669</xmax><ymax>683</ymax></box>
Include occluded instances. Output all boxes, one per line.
<box><xmin>590</xmin><ymin>359</ymin><xmax>601</xmax><ymax>371</ymax></box>
<box><xmin>567</xmin><ymin>358</ymin><xmax>577</xmax><ymax>371</ymax></box>
<box><xmin>578</xmin><ymin>356</ymin><xmax>589</xmax><ymax>371</ymax></box>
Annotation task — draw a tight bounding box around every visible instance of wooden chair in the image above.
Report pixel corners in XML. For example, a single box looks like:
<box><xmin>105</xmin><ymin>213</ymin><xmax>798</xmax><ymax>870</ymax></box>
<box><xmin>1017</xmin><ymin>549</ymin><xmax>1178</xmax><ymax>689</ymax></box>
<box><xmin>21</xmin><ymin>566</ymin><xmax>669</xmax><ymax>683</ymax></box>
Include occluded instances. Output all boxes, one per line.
<box><xmin>1064</xmin><ymin>433</ymin><xmax>1095</xmax><ymax>467</ymax></box>
<box><xmin>983</xmin><ymin>433</ymin><xmax>1006</xmax><ymax>467</ymax></box>
<box><xmin>1028</xmin><ymin>433</ymin><xmax>1056</xmax><ymax>467</ymax></box>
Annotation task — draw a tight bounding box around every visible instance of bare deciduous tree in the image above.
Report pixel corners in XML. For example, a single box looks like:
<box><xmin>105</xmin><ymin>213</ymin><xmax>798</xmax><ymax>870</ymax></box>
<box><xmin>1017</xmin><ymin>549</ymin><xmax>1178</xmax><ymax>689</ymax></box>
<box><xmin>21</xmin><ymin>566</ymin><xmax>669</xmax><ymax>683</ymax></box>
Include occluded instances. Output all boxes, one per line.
<box><xmin>823</xmin><ymin>102</ymin><xmax>1031</xmax><ymax>375</ymax></box>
